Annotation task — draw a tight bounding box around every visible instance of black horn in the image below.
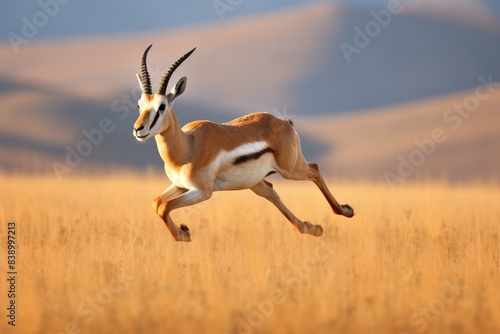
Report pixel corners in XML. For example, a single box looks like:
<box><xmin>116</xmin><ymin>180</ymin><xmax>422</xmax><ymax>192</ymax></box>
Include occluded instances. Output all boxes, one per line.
<box><xmin>140</xmin><ymin>44</ymin><xmax>153</xmax><ymax>94</ymax></box>
<box><xmin>157</xmin><ymin>47</ymin><xmax>196</xmax><ymax>96</ymax></box>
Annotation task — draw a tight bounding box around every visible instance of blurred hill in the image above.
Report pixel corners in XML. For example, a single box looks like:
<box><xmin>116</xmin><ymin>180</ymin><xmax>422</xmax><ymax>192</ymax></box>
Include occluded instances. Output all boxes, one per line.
<box><xmin>2</xmin><ymin>0</ymin><xmax>500</xmax><ymax>41</ymax></box>
<box><xmin>298</xmin><ymin>87</ymin><xmax>500</xmax><ymax>183</ymax></box>
<box><xmin>0</xmin><ymin>2</ymin><xmax>499</xmax><ymax>182</ymax></box>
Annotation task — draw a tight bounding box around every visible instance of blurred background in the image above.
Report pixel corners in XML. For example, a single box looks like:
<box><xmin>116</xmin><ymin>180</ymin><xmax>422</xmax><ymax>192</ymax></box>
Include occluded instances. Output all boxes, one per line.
<box><xmin>1</xmin><ymin>0</ymin><xmax>499</xmax><ymax>182</ymax></box>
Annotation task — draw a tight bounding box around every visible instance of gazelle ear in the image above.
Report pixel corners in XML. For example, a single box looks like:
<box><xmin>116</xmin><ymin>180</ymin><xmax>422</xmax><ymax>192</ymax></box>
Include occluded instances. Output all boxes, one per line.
<box><xmin>168</xmin><ymin>77</ymin><xmax>187</xmax><ymax>104</ymax></box>
<box><xmin>136</xmin><ymin>74</ymin><xmax>145</xmax><ymax>93</ymax></box>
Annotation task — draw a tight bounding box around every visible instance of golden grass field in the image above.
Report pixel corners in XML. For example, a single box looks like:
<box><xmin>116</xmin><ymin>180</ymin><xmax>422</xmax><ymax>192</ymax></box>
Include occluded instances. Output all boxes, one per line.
<box><xmin>1</xmin><ymin>173</ymin><xmax>499</xmax><ymax>334</ymax></box>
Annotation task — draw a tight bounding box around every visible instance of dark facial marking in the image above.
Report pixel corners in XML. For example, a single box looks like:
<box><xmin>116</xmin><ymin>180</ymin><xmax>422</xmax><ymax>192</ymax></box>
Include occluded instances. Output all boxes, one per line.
<box><xmin>149</xmin><ymin>110</ymin><xmax>161</xmax><ymax>130</ymax></box>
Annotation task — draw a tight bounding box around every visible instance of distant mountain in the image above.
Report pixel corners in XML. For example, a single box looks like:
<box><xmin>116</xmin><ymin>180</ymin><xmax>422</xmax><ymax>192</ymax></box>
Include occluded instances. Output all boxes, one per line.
<box><xmin>294</xmin><ymin>6</ymin><xmax>500</xmax><ymax>113</ymax></box>
<box><xmin>0</xmin><ymin>2</ymin><xmax>499</xmax><ymax>179</ymax></box>
<box><xmin>297</xmin><ymin>87</ymin><xmax>500</xmax><ymax>183</ymax></box>
<box><xmin>1</xmin><ymin>0</ymin><xmax>498</xmax><ymax>43</ymax></box>
<box><xmin>2</xmin><ymin>3</ymin><xmax>499</xmax><ymax>113</ymax></box>
<box><xmin>0</xmin><ymin>0</ymin><xmax>313</xmax><ymax>42</ymax></box>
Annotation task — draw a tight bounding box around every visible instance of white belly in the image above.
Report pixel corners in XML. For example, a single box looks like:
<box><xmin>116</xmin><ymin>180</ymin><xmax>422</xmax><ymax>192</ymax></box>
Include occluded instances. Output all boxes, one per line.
<box><xmin>214</xmin><ymin>153</ymin><xmax>275</xmax><ymax>191</ymax></box>
<box><xmin>165</xmin><ymin>141</ymin><xmax>277</xmax><ymax>191</ymax></box>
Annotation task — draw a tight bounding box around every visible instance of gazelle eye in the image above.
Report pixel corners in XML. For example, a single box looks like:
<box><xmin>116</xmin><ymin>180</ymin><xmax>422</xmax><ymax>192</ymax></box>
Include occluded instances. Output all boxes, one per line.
<box><xmin>137</xmin><ymin>105</ymin><xmax>140</xmax><ymax>109</ymax></box>
<box><xmin>158</xmin><ymin>104</ymin><xmax>166</xmax><ymax>112</ymax></box>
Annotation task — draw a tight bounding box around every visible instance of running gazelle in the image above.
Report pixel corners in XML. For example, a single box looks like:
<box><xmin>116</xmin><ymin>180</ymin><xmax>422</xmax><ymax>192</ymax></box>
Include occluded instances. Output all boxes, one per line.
<box><xmin>133</xmin><ymin>45</ymin><xmax>354</xmax><ymax>242</ymax></box>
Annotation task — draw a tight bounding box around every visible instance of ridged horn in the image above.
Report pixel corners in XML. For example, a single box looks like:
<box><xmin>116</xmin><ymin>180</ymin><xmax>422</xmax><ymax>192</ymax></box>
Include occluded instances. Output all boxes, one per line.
<box><xmin>140</xmin><ymin>44</ymin><xmax>153</xmax><ymax>94</ymax></box>
<box><xmin>157</xmin><ymin>47</ymin><xmax>196</xmax><ymax>96</ymax></box>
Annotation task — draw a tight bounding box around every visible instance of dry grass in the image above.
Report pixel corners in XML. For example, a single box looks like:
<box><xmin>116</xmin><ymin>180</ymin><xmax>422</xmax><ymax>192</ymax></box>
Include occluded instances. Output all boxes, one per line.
<box><xmin>0</xmin><ymin>173</ymin><xmax>499</xmax><ymax>334</ymax></box>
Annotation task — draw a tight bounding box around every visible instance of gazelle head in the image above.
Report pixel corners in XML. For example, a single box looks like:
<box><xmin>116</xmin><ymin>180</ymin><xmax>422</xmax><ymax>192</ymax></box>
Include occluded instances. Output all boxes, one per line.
<box><xmin>133</xmin><ymin>44</ymin><xmax>196</xmax><ymax>142</ymax></box>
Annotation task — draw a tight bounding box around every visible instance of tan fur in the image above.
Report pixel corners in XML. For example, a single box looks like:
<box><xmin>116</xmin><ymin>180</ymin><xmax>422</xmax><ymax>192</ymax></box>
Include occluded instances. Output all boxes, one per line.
<box><xmin>136</xmin><ymin>104</ymin><xmax>354</xmax><ymax>242</ymax></box>
<box><xmin>133</xmin><ymin>50</ymin><xmax>353</xmax><ymax>242</ymax></box>
<box><xmin>181</xmin><ymin>112</ymin><xmax>297</xmax><ymax>170</ymax></box>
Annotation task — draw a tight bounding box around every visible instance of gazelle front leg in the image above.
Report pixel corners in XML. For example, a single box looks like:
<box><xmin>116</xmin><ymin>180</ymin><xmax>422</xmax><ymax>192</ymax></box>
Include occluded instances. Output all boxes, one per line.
<box><xmin>152</xmin><ymin>183</ymin><xmax>187</xmax><ymax>212</ymax></box>
<box><xmin>155</xmin><ymin>188</ymin><xmax>212</xmax><ymax>242</ymax></box>
<box><xmin>152</xmin><ymin>184</ymin><xmax>188</xmax><ymax>240</ymax></box>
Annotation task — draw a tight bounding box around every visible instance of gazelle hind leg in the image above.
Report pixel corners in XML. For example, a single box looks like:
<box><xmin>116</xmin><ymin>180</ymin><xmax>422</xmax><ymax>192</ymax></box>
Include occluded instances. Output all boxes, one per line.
<box><xmin>250</xmin><ymin>180</ymin><xmax>323</xmax><ymax>236</ymax></box>
<box><xmin>306</xmin><ymin>163</ymin><xmax>354</xmax><ymax>217</ymax></box>
<box><xmin>277</xmin><ymin>161</ymin><xmax>354</xmax><ymax>218</ymax></box>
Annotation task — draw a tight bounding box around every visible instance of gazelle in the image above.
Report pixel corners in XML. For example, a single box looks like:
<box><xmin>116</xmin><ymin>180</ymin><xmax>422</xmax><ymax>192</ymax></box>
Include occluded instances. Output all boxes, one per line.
<box><xmin>133</xmin><ymin>45</ymin><xmax>354</xmax><ymax>242</ymax></box>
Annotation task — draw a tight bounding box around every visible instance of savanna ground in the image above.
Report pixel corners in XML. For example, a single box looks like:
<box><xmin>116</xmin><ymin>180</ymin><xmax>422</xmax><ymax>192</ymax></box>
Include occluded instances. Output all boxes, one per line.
<box><xmin>0</xmin><ymin>173</ymin><xmax>499</xmax><ymax>334</ymax></box>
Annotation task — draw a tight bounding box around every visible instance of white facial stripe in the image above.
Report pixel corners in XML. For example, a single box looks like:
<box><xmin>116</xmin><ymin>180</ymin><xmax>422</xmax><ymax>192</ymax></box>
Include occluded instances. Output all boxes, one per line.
<box><xmin>138</xmin><ymin>95</ymin><xmax>169</xmax><ymax>111</ymax></box>
<box><xmin>135</xmin><ymin>94</ymin><xmax>170</xmax><ymax>138</ymax></box>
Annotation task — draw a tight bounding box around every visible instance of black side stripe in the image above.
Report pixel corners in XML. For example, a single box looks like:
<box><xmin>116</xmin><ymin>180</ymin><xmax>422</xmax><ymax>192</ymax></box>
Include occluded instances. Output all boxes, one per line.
<box><xmin>233</xmin><ymin>147</ymin><xmax>275</xmax><ymax>165</ymax></box>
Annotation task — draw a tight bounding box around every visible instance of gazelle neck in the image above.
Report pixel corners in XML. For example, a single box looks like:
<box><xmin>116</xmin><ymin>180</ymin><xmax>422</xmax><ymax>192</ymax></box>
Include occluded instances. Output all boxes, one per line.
<box><xmin>154</xmin><ymin>109</ymin><xmax>190</xmax><ymax>168</ymax></box>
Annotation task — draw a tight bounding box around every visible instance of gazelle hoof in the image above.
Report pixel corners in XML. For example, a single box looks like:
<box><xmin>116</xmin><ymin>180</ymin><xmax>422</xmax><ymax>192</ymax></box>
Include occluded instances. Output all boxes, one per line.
<box><xmin>303</xmin><ymin>221</ymin><xmax>323</xmax><ymax>237</ymax></box>
<box><xmin>341</xmin><ymin>204</ymin><xmax>354</xmax><ymax>218</ymax></box>
<box><xmin>177</xmin><ymin>224</ymin><xmax>191</xmax><ymax>242</ymax></box>
<box><xmin>311</xmin><ymin>224</ymin><xmax>323</xmax><ymax>237</ymax></box>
